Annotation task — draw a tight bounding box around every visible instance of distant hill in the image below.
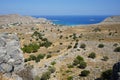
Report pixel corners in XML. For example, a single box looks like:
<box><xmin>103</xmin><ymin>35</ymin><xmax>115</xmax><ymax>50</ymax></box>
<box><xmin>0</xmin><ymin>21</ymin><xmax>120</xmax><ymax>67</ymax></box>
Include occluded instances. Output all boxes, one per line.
<box><xmin>0</xmin><ymin>14</ymin><xmax>51</xmax><ymax>28</ymax></box>
<box><xmin>101</xmin><ymin>16</ymin><xmax>120</xmax><ymax>24</ymax></box>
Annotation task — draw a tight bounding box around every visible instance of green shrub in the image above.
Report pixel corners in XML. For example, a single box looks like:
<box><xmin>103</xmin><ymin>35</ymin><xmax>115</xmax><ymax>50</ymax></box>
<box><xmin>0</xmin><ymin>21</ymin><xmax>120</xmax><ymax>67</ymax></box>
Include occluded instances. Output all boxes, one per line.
<box><xmin>78</xmin><ymin>61</ymin><xmax>87</xmax><ymax>69</ymax></box>
<box><xmin>40</xmin><ymin>71</ymin><xmax>51</xmax><ymax>80</ymax></box>
<box><xmin>88</xmin><ymin>52</ymin><xmax>96</xmax><ymax>59</ymax></box>
<box><xmin>102</xmin><ymin>56</ymin><xmax>109</xmax><ymax>61</ymax></box>
<box><xmin>30</xmin><ymin>55</ymin><xmax>36</xmax><ymax>60</ymax></box>
<box><xmin>74</xmin><ymin>42</ymin><xmax>78</xmax><ymax>48</ymax></box>
<box><xmin>40</xmin><ymin>41</ymin><xmax>52</xmax><ymax>48</ymax></box>
<box><xmin>67</xmin><ymin>76</ymin><xmax>73</xmax><ymax>80</ymax></box>
<box><xmin>80</xmin><ymin>43</ymin><xmax>86</xmax><ymax>49</ymax></box>
<box><xmin>114</xmin><ymin>47</ymin><xmax>120</xmax><ymax>52</ymax></box>
<box><xmin>73</xmin><ymin>55</ymin><xmax>84</xmax><ymax>66</ymax></box>
<box><xmin>98</xmin><ymin>44</ymin><xmax>104</xmax><ymax>48</ymax></box>
<box><xmin>34</xmin><ymin>76</ymin><xmax>40</xmax><ymax>80</ymax></box>
<box><xmin>76</xmin><ymin>55</ymin><xmax>84</xmax><ymax>61</ymax></box>
<box><xmin>37</xmin><ymin>54</ymin><xmax>45</xmax><ymax>59</ymax></box>
<box><xmin>80</xmin><ymin>70</ymin><xmax>90</xmax><ymax>77</ymax></box>
<box><xmin>48</xmin><ymin>66</ymin><xmax>56</xmax><ymax>73</ymax></box>
<box><xmin>22</xmin><ymin>43</ymin><xmax>40</xmax><ymax>53</ymax></box>
<box><xmin>67</xmin><ymin>45</ymin><xmax>72</xmax><ymax>49</ymax></box>
<box><xmin>67</xmin><ymin>64</ymin><xmax>74</xmax><ymax>68</ymax></box>
<box><xmin>73</xmin><ymin>33</ymin><xmax>77</xmax><ymax>40</ymax></box>
<box><xmin>24</xmin><ymin>58</ymin><xmax>28</xmax><ymax>62</ymax></box>
<box><xmin>101</xmin><ymin>69</ymin><xmax>112</xmax><ymax>80</ymax></box>
<box><xmin>51</xmin><ymin>61</ymin><xmax>56</xmax><ymax>65</ymax></box>
<box><xmin>46</xmin><ymin>54</ymin><xmax>52</xmax><ymax>59</ymax></box>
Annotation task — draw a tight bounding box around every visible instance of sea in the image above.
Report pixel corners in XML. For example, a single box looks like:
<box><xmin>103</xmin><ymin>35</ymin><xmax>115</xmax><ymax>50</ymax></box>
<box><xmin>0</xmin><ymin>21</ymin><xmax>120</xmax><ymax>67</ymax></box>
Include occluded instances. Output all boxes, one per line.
<box><xmin>33</xmin><ymin>15</ymin><xmax>110</xmax><ymax>26</ymax></box>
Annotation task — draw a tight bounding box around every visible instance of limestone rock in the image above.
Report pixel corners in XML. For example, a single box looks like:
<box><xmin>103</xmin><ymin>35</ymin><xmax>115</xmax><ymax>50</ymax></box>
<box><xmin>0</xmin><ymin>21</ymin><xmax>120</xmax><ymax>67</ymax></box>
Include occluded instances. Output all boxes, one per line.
<box><xmin>0</xmin><ymin>33</ymin><xmax>24</xmax><ymax>74</ymax></box>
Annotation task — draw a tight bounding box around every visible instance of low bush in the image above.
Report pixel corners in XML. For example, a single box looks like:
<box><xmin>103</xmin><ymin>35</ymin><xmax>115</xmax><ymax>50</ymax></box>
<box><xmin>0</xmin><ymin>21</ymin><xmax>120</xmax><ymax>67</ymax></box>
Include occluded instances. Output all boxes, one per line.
<box><xmin>51</xmin><ymin>61</ymin><xmax>56</xmax><ymax>65</ymax></box>
<box><xmin>80</xmin><ymin>43</ymin><xmax>86</xmax><ymax>49</ymax></box>
<box><xmin>78</xmin><ymin>61</ymin><xmax>87</xmax><ymax>69</ymax></box>
<box><xmin>67</xmin><ymin>45</ymin><xmax>72</xmax><ymax>49</ymax></box>
<box><xmin>102</xmin><ymin>56</ymin><xmax>109</xmax><ymax>61</ymax></box>
<box><xmin>46</xmin><ymin>54</ymin><xmax>52</xmax><ymax>59</ymax></box>
<box><xmin>67</xmin><ymin>64</ymin><xmax>74</xmax><ymax>68</ymax></box>
<box><xmin>98</xmin><ymin>44</ymin><xmax>104</xmax><ymax>48</ymax></box>
<box><xmin>22</xmin><ymin>43</ymin><xmax>40</xmax><ymax>53</ymax></box>
<box><xmin>67</xmin><ymin>76</ymin><xmax>73</xmax><ymax>80</ymax></box>
<box><xmin>114</xmin><ymin>47</ymin><xmax>120</xmax><ymax>52</ymax></box>
<box><xmin>73</xmin><ymin>55</ymin><xmax>84</xmax><ymax>66</ymax></box>
<box><xmin>101</xmin><ymin>69</ymin><xmax>112</xmax><ymax>80</ymax></box>
<box><xmin>40</xmin><ymin>71</ymin><xmax>51</xmax><ymax>80</ymax></box>
<box><xmin>88</xmin><ymin>52</ymin><xmax>96</xmax><ymax>59</ymax></box>
<box><xmin>48</xmin><ymin>66</ymin><xmax>56</xmax><ymax>73</ymax></box>
<box><xmin>80</xmin><ymin>70</ymin><xmax>90</xmax><ymax>77</ymax></box>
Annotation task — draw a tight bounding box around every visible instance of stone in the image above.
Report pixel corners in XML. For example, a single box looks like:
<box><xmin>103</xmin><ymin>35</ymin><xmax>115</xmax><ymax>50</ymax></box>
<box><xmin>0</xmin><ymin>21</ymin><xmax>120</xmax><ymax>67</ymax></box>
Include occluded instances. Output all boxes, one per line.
<box><xmin>0</xmin><ymin>33</ymin><xmax>24</xmax><ymax>78</ymax></box>
<box><xmin>0</xmin><ymin>38</ymin><xmax>6</xmax><ymax>47</ymax></box>
<box><xmin>0</xmin><ymin>63</ymin><xmax>14</xmax><ymax>73</ymax></box>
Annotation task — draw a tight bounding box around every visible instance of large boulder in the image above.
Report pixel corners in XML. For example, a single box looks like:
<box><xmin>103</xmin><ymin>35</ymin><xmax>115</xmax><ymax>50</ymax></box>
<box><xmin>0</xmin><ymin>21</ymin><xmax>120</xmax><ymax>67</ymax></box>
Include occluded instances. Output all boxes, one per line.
<box><xmin>0</xmin><ymin>33</ymin><xmax>24</xmax><ymax>74</ymax></box>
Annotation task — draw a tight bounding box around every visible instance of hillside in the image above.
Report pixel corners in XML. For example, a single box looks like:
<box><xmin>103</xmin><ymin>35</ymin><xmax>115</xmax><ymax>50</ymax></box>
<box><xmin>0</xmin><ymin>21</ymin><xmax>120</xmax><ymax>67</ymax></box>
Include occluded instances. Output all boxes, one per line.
<box><xmin>0</xmin><ymin>15</ymin><xmax>120</xmax><ymax>80</ymax></box>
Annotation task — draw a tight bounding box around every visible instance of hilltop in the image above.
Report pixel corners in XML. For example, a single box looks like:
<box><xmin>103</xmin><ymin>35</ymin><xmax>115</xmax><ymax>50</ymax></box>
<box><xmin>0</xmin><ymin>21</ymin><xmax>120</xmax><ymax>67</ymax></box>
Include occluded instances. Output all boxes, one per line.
<box><xmin>0</xmin><ymin>14</ymin><xmax>120</xmax><ymax>80</ymax></box>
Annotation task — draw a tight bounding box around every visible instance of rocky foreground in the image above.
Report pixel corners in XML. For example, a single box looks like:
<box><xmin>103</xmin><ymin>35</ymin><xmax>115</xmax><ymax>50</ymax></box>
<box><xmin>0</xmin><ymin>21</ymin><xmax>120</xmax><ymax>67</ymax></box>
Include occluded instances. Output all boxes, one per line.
<box><xmin>0</xmin><ymin>14</ymin><xmax>120</xmax><ymax>80</ymax></box>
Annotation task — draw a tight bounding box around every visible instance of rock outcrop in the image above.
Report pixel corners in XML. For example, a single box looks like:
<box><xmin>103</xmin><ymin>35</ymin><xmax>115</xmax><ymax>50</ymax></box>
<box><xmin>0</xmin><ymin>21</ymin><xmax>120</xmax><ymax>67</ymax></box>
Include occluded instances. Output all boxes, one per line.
<box><xmin>0</xmin><ymin>33</ymin><xmax>24</xmax><ymax>75</ymax></box>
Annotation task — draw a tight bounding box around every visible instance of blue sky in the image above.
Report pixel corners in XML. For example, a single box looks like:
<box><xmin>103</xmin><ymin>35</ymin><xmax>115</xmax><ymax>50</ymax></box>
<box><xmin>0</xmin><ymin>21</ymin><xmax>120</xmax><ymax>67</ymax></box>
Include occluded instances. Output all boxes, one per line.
<box><xmin>0</xmin><ymin>0</ymin><xmax>120</xmax><ymax>15</ymax></box>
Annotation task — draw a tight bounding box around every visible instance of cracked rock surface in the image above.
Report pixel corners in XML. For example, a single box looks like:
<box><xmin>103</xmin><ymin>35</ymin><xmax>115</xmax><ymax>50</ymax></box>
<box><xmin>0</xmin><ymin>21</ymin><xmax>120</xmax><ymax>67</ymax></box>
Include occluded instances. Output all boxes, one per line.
<box><xmin>0</xmin><ymin>33</ymin><xmax>24</xmax><ymax>74</ymax></box>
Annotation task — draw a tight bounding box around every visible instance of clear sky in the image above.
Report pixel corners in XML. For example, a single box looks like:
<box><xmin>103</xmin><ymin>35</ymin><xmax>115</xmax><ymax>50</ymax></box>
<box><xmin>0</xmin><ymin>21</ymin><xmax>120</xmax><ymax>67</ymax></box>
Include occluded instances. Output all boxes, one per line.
<box><xmin>0</xmin><ymin>0</ymin><xmax>120</xmax><ymax>15</ymax></box>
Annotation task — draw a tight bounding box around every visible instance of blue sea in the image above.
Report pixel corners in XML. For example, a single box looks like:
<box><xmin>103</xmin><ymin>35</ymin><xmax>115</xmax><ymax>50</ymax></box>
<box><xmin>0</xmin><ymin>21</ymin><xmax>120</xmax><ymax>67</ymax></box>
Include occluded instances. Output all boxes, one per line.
<box><xmin>33</xmin><ymin>15</ymin><xmax>109</xmax><ymax>26</ymax></box>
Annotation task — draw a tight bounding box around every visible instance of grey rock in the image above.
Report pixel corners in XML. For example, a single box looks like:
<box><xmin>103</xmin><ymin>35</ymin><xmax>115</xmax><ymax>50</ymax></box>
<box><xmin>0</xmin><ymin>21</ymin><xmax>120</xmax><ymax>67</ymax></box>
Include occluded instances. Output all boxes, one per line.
<box><xmin>0</xmin><ymin>63</ymin><xmax>14</xmax><ymax>73</ymax></box>
<box><xmin>0</xmin><ymin>38</ymin><xmax>6</xmax><ymax>47</ymax></box>
<box><xmin>0</xmin><ymin>33</ymin><xmax>24</xmax><ymax>79</ymax></box>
